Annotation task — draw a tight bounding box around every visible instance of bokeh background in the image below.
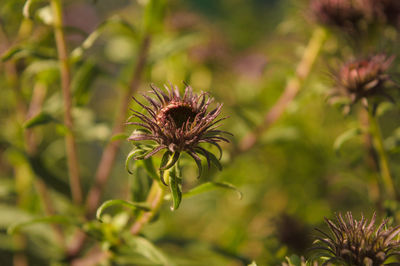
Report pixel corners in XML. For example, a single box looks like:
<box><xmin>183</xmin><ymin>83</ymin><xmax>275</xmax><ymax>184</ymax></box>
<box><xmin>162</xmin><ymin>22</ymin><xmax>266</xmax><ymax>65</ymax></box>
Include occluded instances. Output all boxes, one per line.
<box><xmin>2</xmin><ymin>0</ymin><xmax>400</xmax><ymax>265</ymax></box>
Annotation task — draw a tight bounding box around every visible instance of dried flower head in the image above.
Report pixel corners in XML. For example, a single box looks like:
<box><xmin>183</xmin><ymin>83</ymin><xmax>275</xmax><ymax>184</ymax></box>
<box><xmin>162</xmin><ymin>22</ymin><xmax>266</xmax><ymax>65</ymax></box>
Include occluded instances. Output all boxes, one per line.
<box><xmin>310</xmin><ymin>0</ymin><xmax>368</xmax><ymax>32</ymax></box>
<box><xmin>334</xmin><ymin>54</ymin><xmax>395</xmax><ymax>105</ymax></box>
<box><xmin>367</xmin><ymin>0</ymin><xmax>400</xmax><ymax>28</ymax></box>
<box><xmin>127</xmin><ymin>84</ymin><xmax>230</xmax><ymax>182</ymax></box>
<box><xmin>312</xmin><ymin>212</ymin><xmax>400</xmax><ymax>265</ymax></box>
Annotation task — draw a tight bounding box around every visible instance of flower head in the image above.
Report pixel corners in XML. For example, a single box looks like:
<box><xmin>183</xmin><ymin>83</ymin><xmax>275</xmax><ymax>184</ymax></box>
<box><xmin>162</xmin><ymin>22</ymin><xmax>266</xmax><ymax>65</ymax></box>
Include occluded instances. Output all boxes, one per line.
<box><xmin>368</xmin><ymin>0</ymin><xmax>400</xmax><ymax>28</ymax></box>
<box><xmin>313</xmin><ymin>212</ymin><xmax>400</xmax><ymax>265</ymax></box>
<box><xmin>334</xmin><ymin>54</ymin><xmax>395</xmax><ymax>105</ymax></box>
<box><xmin>127</xmin><ymin>84</ymin><xmax>230</xmax><ymax>181</ymax></box>
<box><xmin>310</xmin><ymin>0</ymin><xmax>368</xmax><ymax>32</ymax></box>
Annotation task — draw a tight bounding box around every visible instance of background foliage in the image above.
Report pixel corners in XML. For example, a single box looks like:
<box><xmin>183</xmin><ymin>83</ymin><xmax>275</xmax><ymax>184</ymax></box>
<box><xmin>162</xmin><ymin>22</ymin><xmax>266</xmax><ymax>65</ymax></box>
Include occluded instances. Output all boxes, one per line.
<box><xmin>1</xmin><ymin>0</ymin><xmax>400</xmax><ymax>265</ymax></box>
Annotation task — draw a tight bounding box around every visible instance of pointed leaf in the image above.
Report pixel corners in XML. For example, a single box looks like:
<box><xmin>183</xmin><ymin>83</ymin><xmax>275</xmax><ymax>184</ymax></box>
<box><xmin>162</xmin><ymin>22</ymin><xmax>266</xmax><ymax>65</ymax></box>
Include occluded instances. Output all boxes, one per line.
<box><xmin>168</xmin><ymin>167</ymin><xmax>182</xmax><ymax>210</ymax></box>
<box><xmin>159</xmin><ymin>151</ymin><xmax>172</xmax><ymax>185</ymax></box>
<box><xmin>333</xmin><ymin>127</ymin><xmax>362</xmax><ymax>154</ymax></box>
<box><xmin>184</xmin><ymin>181</ymin><xmax>242</xmax><ymax>199</ymax></box>
<box><xmin>121</xmin><ymin>234</ymin><xmax>174</xmax><ymax>265</ymax></box>
<box><xmin>23</xmin><ymin>112</ymin><xmax>57</xmax><ymax>128</ymax></box>
<box><xmin>96</xmin><ymin>199</ymin><xmax>150</xmax><ymax>222</ymax></box>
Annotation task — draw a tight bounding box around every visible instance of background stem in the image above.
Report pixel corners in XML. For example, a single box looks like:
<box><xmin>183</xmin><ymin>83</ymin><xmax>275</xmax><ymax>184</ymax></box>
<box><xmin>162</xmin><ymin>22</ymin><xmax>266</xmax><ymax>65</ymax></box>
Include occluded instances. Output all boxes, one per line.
<box><xmin>130</xmin><ymin>180</ymin><xmax>165</xmax><ymax>235</ymax></box>
<box><xmin>238</xmin><ymin>27</ymin><xmax>327</xmax><ymax>153</ymax></box>
<box><xmin>368</xmin><ymin>109</ymin><xmax>397</xmax><ymax>200</ymax></box>
<box><xmin>85</xmin><ymin>35</ymin><xmax>151</xmax><ymax>218</ymax></box>
<box><xmin>50</xmin><ymin>0</ymin><xmax>82</xmax><ymax>204</ymax></box>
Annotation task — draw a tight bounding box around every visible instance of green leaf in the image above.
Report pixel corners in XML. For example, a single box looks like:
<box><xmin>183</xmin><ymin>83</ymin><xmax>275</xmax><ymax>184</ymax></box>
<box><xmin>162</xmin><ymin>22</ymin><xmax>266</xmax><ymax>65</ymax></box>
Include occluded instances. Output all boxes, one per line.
<box><xmin>23</xmin><ymin>0</ymin><xmax>42</xmax><ymax>19</ymax></box>
<box><xmin>96</xmin><ymin>199</ymin><xmax>150</xmax><ymax>222</ymax></box>
<box><xmin>333</xmin><ymin>127</ymin><xmax>362</xmax><ymax>154</ymax></box>
<box><xmin>168</xmin><ymin>167</ymin><xmax>182</xmax><ymax>210</ymax></box>
<box><xmin>71</xmin><ymin>16</ymin><xmax>138</xmax><ymax>60</ymax></box>
<box><xmin>184</xmin><ymin>181</ymin><xmax>243</xmax><ymax>200</ymax></box>
<box><xmin>1</xmin><ymin>47</ymin><xmax>23</xmax><ymax>62</ymax></box>
<box><xmin>159</xmin><ymin>151</ymin><xmax>172</xmax><ymax>185</ymax></box>
<box><xmin>121</xmin><ymin>234</ymin><xmax>174</xmax><ymax>266</ymax></box>
<box><xmin>110</xmin><ymin>133</ymin><xmax>128</xmax><ymax>142</ymax></box>
<box><xmin>142</xmin><ymin>158</ymin><xmax>159</xmax><ymax>180</ymax></box>
<box><xmin>8</xmin><ymin>215</ymin><xmax>78</xmax><ymax>235</ymax></box>
<box><xmin>23</xmin><ymin>112</ymin><xmax>57</xmax><ymax>128</ymax></box>
<box><xmin>125</xmin><ymin>146</ymin><xmax>153</xmax><ymax>174</ymax></box>
<box><xmin>143</xmin><ymin>0</ymin><xmax>166</xmax><ymax>33</ymax></box>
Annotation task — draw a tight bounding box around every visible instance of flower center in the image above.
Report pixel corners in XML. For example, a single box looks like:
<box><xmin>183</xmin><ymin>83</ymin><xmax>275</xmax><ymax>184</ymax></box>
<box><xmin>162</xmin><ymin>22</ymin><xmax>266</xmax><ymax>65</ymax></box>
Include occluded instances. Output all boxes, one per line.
<box><xmin>163</xmin><ymin>104</ymin><xmax>197</xmax><ymax>128</ymax></box>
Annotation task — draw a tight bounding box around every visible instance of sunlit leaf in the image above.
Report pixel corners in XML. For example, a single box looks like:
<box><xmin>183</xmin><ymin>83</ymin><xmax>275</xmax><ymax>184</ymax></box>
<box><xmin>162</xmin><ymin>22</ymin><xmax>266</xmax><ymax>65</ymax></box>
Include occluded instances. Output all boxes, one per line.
<box><xmin>184</xmin><ymin>181</ymin><xmax>242</xmax><ymax>200</ymax></box>
<box><xmin>96</xmin><ymin>199</ymin><xmax>150</xmax><ymax>222</ymax></box>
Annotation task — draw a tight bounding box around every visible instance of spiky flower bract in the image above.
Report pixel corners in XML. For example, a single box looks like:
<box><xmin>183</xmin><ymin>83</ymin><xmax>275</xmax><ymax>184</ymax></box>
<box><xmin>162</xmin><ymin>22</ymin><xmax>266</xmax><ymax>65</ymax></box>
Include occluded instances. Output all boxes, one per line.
<box><xmin>332</xmin><ymin>54</ymin><xmax>396</xmax><ymax>109</ymax></box>
<box><xmin>127</xmin><ymin>83</ymin><xmax>230</xmax><ymax>183</ymax></box>
<box><xmin>312</xmin><ymin>212</ymin><xmax>400</xmax><ymax>265</ymax></box>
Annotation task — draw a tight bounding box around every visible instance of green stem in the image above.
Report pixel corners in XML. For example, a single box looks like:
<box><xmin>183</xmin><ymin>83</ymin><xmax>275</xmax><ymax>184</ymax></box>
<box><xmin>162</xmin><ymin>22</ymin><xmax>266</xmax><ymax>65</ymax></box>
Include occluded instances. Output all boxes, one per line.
<box><xmin>238</xmin><ymin>27</ymin><xmax>327</xmax><ymax>153</ymax></box>
<box><xmin>130</xmin><ymin>179</ymin><xmax>165</xmax><ymax>235</ymax></box>
<box><xmin>50</xmin><ymin>0</ymin><xmax>82</xmax><ymax>204</ymax></box>
<box><xmin>368</xmin><ymin>109</ymin><xmax>396</xmax><ymax>200</ymax></box>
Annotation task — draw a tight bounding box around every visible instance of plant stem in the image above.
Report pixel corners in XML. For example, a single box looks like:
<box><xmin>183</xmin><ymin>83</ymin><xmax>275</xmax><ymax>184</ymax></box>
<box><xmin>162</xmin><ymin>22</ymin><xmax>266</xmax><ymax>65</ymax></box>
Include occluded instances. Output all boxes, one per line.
<box><xmin>238</xmin><ymin>27</ymin><xmax>327</xmax><ymax>153</ymax></box>
<box><xmin>50</xmin><ymin>0</ymin><xmax>82</xmax><ymax>204</ymax></box>
<box><xmin>130</xmin><ymin>180</ymin><xmax>166</xmax><ymax>235</ymax></box>
<box><xmin>368</xmin><ymin>109</ymin><xmax>397</xmax><ymax>200</ymax></box>
<box><xmin>85</xmin><ymin>35</ymin><xmax>151</xmax><ymax>218</ymax></box>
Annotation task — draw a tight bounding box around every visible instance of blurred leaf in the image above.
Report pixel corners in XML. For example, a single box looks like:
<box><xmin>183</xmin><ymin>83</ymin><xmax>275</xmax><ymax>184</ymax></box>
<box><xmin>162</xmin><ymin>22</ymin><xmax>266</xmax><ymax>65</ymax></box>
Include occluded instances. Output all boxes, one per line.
<box><xmin>27</xmin><ymin>154</ymin><xmax>71</xmax><ymax>197</ymax></box>
<box><xmin>23</xmin><ymin>0</ymin><xmax>44</xmax><ymax>19</ymax></box>
<box><xmin>121</xmin><ymin>234</ymin><xmax>174</xmax><ymax>266</ymax></box>
<box><xmin>71</xmin><ymin>59</ymin><xmax>100</xmax><ymax>106</ymax></box>
<box><xmin>333</xmin><ymin>127</ymin><xmax>362</xmax><ymax>154</ymax></box>
<box><xmin>110</xmin><ymin>133</ymin><xmax>128</xmax><ymax>142</ymax></box>
<box><xmin>71</xmin><ymin>16</ymin><xmax>138</xmax><ymax>60</ymax></box>
<box><xmin>168</xmin><ymin>166</ymin><xmax>182</xmax><ymax>210</ymax></box>
<box><xmin>248</xmin><ymin>262</ymin><xmax>258</xmax><ymax>266</ymax></box>
<box><xmin>149</xmin><ymin>33</ymin><xmax>202</xmax><ymax>63</ymax></box>
<box><xmin>96</xmin><ymin>199</ymin><xmax>150</xmax><ymax>222</ymax></box>
<box><xmin>24</xmin><ymin>60</ymin><xmax>59</xmax><ymax>77</ymax></box>
<box><xmin>376</xmin><ymin>102</ymin><xmax>395</xmax><ymax>117</ymax></box>
<box><xmin>143</xmin><ymin>0</ymin><xmax>166</xmax><ymax>33</ymax></box>
<box><xmin>8</xmin><ymin>215</ymin><xmax>78</xmax><ymax>234</ymax></box>
<box><xmin>0</xmin><ymin>204</ymin><xmax>32</xmax><ymax>228</ymax></box>
<box><xmin>1</xmin><ymin>47</ymin><xmax>23</xmax><ymax>62</ymax></box>
<box><xmin>142</xmin><ymin>157</ymin><xmax>159</xmax><ymax>180</ymax></box>
<box><xmin>23</xmin><ymin>112</ymin><xmax>57</xmax><ymax>128</ymax></box>
<box><xmin>184</xmin><ymin>181</ymin><xmax>242</xmax><ymax>200</ymax></box>
<box><xmin>36</xmin><ymin>5</ymin><xmax>53</xmax><ymax>25</ymax></box>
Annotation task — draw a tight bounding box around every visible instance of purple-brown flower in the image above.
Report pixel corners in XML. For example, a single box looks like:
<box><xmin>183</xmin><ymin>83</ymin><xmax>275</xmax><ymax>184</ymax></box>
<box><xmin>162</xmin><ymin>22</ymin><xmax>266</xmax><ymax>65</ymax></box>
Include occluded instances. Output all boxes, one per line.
<box><xmin>313</xmin><ymin>212</ymin><xmax>400</xmax><ymax>265</ymax></box>
<box><xmin>334</xmin><ymin>54</ymin><xmax>395</xmax><ymax>105</ymax></box>
<box><xmin>310</xmin><ymin>0</ymin><xmax>368</xmax><ymax>32</ymax></box>
<box><xmin>127</xmin><ymin>84</ymin><xmax>230</xmax><ymax>181</ymax></box>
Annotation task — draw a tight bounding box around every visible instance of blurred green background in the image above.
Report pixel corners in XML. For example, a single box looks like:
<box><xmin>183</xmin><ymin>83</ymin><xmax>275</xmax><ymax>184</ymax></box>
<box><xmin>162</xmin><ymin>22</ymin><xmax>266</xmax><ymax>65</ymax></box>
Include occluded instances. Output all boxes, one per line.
<box><xmin>1</xmin><ymin>0</ymin><xmax>400</xmax><ymax>265</ymax></box>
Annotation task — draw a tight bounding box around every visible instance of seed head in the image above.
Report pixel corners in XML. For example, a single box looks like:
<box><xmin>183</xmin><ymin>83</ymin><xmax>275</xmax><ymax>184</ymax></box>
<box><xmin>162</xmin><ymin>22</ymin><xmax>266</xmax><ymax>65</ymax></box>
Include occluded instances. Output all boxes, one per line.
<box><xmin>312</xmin><ymin>212</ymin><xmax>400</xmax><ymax>265</ymax></box>
<box><xmin>127</xmin><ymin>84</ymin><xmax>230</xmax><ymax>181</ymax></box>
<box><xmin>334</xmin><ymin>54</ymin><xmax>395</xmax><ymax>105</ymax></box>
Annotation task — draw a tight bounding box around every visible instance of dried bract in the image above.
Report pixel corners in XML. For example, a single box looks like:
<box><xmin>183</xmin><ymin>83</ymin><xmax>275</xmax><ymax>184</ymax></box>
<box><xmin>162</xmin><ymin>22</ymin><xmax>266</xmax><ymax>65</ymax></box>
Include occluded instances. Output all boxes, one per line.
<box><xmin>313</xmin><ymin>212</ymin><xmax>400</xmax><ymax>265</ymax></box>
